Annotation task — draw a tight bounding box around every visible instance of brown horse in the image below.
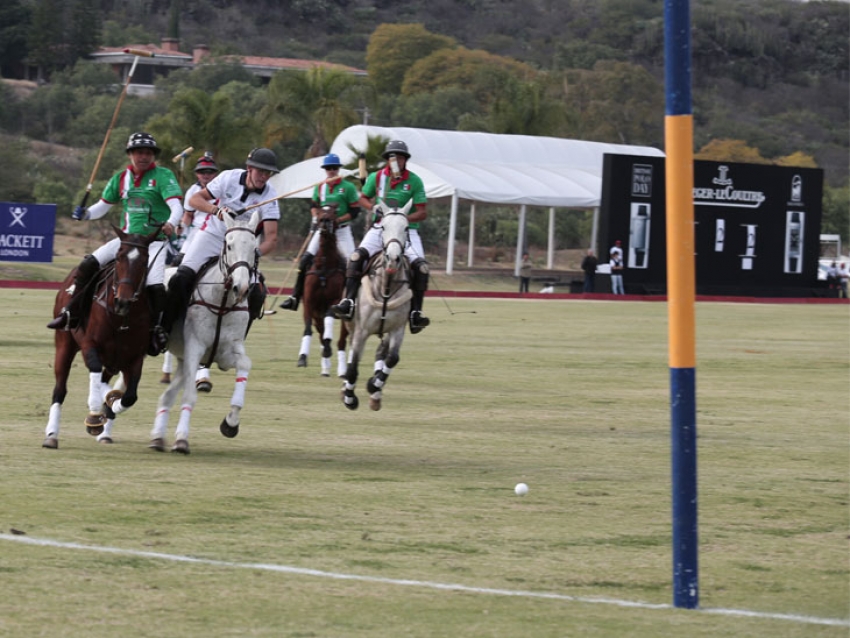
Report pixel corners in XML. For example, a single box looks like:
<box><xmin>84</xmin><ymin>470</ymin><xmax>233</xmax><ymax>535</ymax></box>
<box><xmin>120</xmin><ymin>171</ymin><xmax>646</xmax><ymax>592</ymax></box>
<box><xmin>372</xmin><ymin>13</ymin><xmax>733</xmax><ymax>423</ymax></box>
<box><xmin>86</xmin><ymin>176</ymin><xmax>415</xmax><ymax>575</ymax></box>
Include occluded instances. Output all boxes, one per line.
<box><xmin>43</xmin><ymin>226</ymin><xmax>159</xmax><ymax>449</ymax></box>
<box><xmin>299</xmin><ymin>206</ymin><xmax>348</xmax><ymax>377</ymax></box>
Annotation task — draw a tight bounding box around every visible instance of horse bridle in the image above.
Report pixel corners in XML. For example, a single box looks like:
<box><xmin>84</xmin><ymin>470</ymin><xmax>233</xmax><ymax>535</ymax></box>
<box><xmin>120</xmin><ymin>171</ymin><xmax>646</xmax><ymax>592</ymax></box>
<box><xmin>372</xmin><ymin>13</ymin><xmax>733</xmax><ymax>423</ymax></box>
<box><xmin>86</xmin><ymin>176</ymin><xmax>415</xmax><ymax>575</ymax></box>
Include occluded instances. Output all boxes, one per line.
<box><xmin>111</xmin><ymin>238</ymin><xmax>155</xmax><ymax>306</ymax></box>
<box><xmin>219</xmin><ymin>226</ymin><xmax>258</xmax><ymax>289</ymax></box>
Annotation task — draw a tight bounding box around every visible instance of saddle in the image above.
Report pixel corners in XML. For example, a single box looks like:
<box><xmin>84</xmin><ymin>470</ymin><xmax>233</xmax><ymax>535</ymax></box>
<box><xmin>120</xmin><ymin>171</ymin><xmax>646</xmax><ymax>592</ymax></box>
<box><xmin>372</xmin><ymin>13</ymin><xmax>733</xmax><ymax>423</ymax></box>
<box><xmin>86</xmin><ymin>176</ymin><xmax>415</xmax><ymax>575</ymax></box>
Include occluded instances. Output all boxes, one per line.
<box><xmin>361</xmin><ymin>254</ymin><xmax>412</xmax><ymax>310</ymax></box>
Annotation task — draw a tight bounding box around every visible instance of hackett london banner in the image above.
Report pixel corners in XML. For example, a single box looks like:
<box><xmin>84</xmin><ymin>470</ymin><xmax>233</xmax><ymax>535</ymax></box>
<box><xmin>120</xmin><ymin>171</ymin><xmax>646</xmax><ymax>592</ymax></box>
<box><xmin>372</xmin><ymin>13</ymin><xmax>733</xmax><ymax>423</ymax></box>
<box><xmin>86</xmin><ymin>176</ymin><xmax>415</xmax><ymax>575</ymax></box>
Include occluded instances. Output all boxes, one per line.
<box><xmin>0</xmin><ymin>201</ymin><xmax>56</xmax><ymax>263</ymax></box>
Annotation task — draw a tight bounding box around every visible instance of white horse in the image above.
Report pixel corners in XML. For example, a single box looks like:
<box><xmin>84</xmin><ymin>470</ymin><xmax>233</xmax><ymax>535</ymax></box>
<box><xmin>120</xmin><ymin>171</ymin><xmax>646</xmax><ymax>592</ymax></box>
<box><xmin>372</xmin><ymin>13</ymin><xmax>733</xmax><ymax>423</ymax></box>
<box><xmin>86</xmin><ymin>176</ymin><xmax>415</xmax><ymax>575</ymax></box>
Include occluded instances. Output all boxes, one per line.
<box><xmin>150</xmin><ymin>211</ymin><xmax>260</xmax><ymax>454</ymax></box>
<box><xmin>341</xmin><ymin>200</ymin><xmax>413</xmax><ymax>411</ymax></box>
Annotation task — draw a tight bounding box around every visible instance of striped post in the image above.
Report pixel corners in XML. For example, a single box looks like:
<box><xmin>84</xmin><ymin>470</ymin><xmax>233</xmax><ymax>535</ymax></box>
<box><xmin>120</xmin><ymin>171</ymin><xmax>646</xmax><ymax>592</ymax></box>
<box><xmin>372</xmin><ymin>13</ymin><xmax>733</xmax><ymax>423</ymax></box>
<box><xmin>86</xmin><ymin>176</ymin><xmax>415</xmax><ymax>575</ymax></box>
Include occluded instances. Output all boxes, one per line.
<box><xmin>664</xmin><ymin>0</ymin><xmax>699</xmax><ymax>609</ymax></box>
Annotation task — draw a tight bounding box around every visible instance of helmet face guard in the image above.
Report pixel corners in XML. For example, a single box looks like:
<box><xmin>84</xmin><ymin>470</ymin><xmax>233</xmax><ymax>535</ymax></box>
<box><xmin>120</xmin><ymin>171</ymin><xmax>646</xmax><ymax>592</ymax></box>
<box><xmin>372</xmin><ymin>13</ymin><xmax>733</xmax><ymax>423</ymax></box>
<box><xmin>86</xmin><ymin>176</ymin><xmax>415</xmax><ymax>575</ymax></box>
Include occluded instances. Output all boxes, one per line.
<box><xmin>126</xmin><ymin>132</ymin><xmax>160</xmax><ymax>156</ymax></box>
<box><xmin>246</xmin><ymin>147</ymin><xmax>279</xmax><ymax>173</ymax></box>
<box><xmin>382</xmin><ymin>140</ymin><xmax>410</xmax><ymax>160</ymax></box>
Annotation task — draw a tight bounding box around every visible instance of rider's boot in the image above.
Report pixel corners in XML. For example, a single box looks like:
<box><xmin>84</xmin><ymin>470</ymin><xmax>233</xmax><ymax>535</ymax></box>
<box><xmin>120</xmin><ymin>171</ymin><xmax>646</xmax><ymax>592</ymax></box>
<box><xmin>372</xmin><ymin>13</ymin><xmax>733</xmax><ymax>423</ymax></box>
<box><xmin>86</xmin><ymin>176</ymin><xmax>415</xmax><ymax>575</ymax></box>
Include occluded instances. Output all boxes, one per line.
<box><xmin>47</xmin><ymin>254</ymin><xmax>100</xmax><ymax>330</ymax></box>
<box><xmin>280</xmin><ymin>253</ymin><xmax>313</xmax><ymax>311</ymax></box>
<box><xmin>245</xmin><ymin>274</ymin><xmax>268</xmax><ymax>338</ymax></box>
<box><xmin>409</xmin><ymin>259</ymin><xmax>431</xmax><ymax>334</ymax></box>
<box><xmin>160</xmin><ymin>265</ymin><xmax>197</xmax><ymax>344</ymax></box>
<box><xmin>146</xmin><ymin>283</ymin><xmax>168</xmax><ymax>357</ymax></box>
<box><xmin>332</xmin><ymin>248</ymin><xmax>368</xmax><ymax>320</ymax></box>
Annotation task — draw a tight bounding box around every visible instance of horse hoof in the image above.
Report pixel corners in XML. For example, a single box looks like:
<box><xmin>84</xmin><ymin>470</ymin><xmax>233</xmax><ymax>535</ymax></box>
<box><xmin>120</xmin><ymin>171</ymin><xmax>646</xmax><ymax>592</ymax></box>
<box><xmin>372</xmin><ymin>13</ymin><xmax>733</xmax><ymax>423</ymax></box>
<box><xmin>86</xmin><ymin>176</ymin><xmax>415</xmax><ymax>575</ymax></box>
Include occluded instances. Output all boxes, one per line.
<box><xmin>160</xmin><ymin>373</ymin><xmax>171</xmax><ymax>384</ymax></box>
<box><xmin>98</xmin><ymin>437</ymin><xmax>113</xmax><ymax>445</ymax></box>
<box><xmin>85</xmin><ymin>413</ymin><xmax>106</xmax><ymax>437</ymax></box>
<box><xmin>220</xmin><ymin>419</ymin><xmax>239</xmax><ymax>438</ymax></box>
<box><xmin>42</xmin><ymin>436</ymin><xmax>58</xmax><ymax>449</ymax></box>
<box><xmin>104</xmin><ymin>389</ymin><xmax>123</xmax><ymax>409</ymax></box>
<box><xmin>369</xmin><ymin>398</ymin><xmax>382</xmax><ymax>411</ymax></box>
<box><xmin>341</xmin><ymin>390</ymin><xmax>359</xmax><ymax>411</ymax></box>
<box><xmin>148</xmin><ymin>438</ymin><xmax>166</xmax><ymax>452</ymax></box>
<box><xmin>171</xmin><ymin>439</ymin><xmax>190</xmax><ymax>454</ymax></box>
<box><xmin>196</xmin><ymin>379</ymin><xmax>213</xmax><ymax>393</ymax></box>
<box><xmin>297</xmin><ymin>355</ymin><xmax>307</xmax><ymax>368</ymax></box>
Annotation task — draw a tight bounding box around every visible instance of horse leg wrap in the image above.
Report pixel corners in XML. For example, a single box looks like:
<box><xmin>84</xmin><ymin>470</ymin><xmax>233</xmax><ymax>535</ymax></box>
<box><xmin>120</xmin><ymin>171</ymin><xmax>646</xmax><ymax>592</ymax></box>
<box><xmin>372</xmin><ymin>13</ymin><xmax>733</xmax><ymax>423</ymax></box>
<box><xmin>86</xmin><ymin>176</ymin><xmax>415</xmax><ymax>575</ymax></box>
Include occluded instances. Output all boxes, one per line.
<box><xmin>88</xmin><ymin>372</ymin><xmax>106</xmax><ymax>412</ymax></box>
<box><xmin>231</xmin><ymin>370</ymin><xmax>248</xmax><ymax>408</ymax></box>
<box><xmin>322</xmin><ymin>315</ymin><xmax>334</xmax><ymax>341</ymax></box>
<box><xmin>367</xmin><ymin>369</ymin><xmax>389</xmax><ymax>394</ymax></box>
<box><xmin>299</xmin><ymin>334</ymin><xmax>311</xmax><ymax>357</ymax></box>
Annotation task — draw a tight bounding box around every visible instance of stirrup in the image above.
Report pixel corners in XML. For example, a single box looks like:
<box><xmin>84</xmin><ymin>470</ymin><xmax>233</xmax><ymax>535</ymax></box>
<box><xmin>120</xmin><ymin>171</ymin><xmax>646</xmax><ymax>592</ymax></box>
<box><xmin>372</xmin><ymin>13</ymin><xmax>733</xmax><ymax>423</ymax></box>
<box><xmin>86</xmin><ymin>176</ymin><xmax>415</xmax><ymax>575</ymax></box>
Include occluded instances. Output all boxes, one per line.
<box><xmin>47</xmin><ymin>310</ymin><xmax>71</xmax><ymax>331</ymax></box>
<box><xmin>148</xmin><ymin>327</ymin><xmax>168</xmax><ymax>357</ymax></box>
<box><xmin>332</xmin><ymin>298</ymin><xmax>354</xmax><ymax>320</ymax></box>
<box><xmin>409</xmin><ymin>311</ymin><xmax>430</xmax><ymax>334</ymax></box>
<box><xmin>279</xmin><ymin>296</ymin><xmax>299</xmax><ymax>311</ymax></box>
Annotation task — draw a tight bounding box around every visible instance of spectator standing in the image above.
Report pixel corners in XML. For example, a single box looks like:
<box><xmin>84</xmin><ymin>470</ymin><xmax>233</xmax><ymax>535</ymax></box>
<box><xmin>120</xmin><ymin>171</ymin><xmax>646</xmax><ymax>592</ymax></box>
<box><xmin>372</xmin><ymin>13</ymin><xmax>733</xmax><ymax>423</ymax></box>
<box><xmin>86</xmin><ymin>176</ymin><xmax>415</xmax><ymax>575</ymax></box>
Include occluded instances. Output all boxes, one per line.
<box><xmin>519</xmin><ymin>252</ymin><xmax>532</xmax><ymax>294</ymax></box>
<box><xmin>838</xmin><ymin>262</ymin><xmax>849</xmax><ymax>298</ymax></box>
<box><xmin>610</xmin><ymin>248</ymin><xmax>625</xmax><ymax>295</ymax></box>
<box><xmin>580</xmin><ymin>249</ymin><xmax>598</xmax><ymax>292</ymax></box>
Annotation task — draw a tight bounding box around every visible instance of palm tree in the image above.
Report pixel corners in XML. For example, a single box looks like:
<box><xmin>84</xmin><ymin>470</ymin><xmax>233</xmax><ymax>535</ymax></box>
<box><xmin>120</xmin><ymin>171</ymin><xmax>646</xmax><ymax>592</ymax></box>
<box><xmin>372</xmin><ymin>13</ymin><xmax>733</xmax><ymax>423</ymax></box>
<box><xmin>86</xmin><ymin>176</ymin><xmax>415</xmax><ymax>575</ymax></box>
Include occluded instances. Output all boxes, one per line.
<box><xmin>262</xmin><ymin>66</ymin><xmax>365</xmax><ymax>159</ymax></box>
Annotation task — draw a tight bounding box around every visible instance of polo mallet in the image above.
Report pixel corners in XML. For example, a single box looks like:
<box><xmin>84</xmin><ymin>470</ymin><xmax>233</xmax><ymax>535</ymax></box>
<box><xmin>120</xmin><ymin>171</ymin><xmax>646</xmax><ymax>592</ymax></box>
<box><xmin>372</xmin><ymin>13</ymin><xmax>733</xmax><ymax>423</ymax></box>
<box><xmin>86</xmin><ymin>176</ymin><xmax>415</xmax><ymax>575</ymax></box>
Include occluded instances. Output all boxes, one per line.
<box><xmin>255</xmin><ymin>175</ymin><xmax>341</xmax><ymax>314</ymax></box>
<box><xmin>76</xmin><ymin>48</ymin><xmax>155</xmax><ymax>215</ymax></box>
<box><xmin>172</xmin><ymin>146</ymin><xmax>194</xmax><ymax>189</ymax></box>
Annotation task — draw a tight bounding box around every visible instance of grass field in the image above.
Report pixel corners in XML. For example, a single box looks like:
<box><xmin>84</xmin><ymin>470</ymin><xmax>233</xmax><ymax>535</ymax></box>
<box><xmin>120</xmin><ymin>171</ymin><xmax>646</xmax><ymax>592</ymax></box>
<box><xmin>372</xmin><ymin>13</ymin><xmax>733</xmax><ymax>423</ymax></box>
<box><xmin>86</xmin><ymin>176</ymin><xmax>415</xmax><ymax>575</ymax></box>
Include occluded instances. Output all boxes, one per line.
<box><xmin>0</xmin><ymin>288</ymin><xmax>847</xmax><ymax>637</ymax></box>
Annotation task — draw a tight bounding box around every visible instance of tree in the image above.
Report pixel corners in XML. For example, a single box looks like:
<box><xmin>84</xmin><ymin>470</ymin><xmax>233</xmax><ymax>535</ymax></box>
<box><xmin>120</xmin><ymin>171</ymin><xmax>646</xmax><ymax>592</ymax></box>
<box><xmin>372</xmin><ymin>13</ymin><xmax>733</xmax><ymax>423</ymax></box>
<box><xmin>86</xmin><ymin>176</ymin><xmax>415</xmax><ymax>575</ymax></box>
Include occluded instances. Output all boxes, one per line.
<box><xmin>365</xmin><ymin>24</ymin><xmax>456</xmax><ymax>95</ymax></box>
<box><xmin>262</xmin><ymin>67</ymin><xmax>362</xmax><ymax>159</ymax></box>
<box><xmin>0</xmin><ymin>0</ymin><xmax>31</xmax><ymax>77</ymax></box>
<box><xmin>27</xmin><ymin>0</ymin><xmax>66</xmax><ymax>80</ymax></box>
<box><xmin>145</xmin><ymin>85</ymin><xmax>260</xmax><ymax>169</ymax></box>
<box><xmin>401</xmin><ymin>47</ymin><xmax>537</xmax><ymax>102</ymax></box>
<box><xmin>565</xmin><ymin>61</ymin><xmax>663</xmax><ymax>146</ymax></box>
<box><xmin>695</xmin><ymin>139</ymin><xmax>769</xmax><ymax>164</ymax></box>
<box><xmin>68</xmin><ymin>0</ymin><xmax>101</xmax><ymax>63</ymax></box>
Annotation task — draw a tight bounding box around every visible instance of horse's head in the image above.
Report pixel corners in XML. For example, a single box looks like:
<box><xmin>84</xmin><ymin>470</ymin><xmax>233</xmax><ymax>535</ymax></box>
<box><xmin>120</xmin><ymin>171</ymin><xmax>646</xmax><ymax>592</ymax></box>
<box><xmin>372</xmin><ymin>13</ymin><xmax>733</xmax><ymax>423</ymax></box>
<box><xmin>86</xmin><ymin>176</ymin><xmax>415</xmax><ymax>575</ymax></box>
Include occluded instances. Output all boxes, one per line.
<box><xmin>317</xmin><ymin>204</ymin><xmax>338</xmax><ymax>235</ymax></box>
<box><xmin>378</xmin><ymin>199</ymin><xmax>411</xmax><ymax>275</ymax></box>
<box><xmin>112</xmin><ymin>225</ymin><xmax>158</xmax><ymax>317</ymax></box>
<box><xmin>222</xmin><ymin>211</ymin><xmax>261</xmax><ymax>303</ymax></box>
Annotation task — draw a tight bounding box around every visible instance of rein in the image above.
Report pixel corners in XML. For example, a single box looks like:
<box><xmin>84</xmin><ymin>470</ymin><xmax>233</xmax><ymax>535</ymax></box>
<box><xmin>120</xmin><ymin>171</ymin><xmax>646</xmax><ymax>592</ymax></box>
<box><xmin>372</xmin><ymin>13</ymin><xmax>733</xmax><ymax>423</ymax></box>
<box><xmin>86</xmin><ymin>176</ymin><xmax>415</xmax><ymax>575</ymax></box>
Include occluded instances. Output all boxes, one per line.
<box><xmin>105</xmin><ymin>237</ymin><xmax>158</xmax><ymax>331</ymax></box>
<box><xmin>193</xmin><ymin>225</ymin><xmax>255</xmax><ymax>367</ymax></box>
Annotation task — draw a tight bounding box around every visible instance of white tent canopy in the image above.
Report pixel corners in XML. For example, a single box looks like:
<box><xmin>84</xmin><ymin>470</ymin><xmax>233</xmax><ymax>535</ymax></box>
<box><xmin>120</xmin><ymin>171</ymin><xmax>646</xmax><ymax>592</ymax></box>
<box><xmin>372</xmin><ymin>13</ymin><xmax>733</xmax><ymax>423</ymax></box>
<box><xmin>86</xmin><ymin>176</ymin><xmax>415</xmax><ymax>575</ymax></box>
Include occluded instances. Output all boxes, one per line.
<box><xmin>270</xmin><ymin>125</ymin><xmax>665</xmax><ymax>273</ymax></box>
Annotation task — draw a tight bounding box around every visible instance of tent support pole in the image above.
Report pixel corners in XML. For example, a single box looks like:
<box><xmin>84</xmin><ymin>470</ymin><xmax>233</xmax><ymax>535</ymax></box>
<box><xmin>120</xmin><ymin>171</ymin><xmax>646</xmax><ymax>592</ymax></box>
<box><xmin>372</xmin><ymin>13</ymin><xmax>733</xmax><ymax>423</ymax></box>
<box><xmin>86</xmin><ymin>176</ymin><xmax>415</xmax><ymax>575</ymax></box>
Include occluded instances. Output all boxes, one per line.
<box><xmin>591</xmin><ymin>206</ymin><xmax>600</xmax><ymax>255</ymax></box>
<box><xmin>446</xmin><ymin>193</ymin><xmax>459</xmax><ymax>275</ymax></box>
<box><xmin>515</xmin><ymin>204</ymin><xmax>527</xmax><ymax>276</ymax></box>
<box><xmin>547</xmin><ymin>207</ymin><xmax>555</xmax><ymax>269</ymax></box>
<box><xmin>467</xmin><ymin>203</ymin><xmax>476</xmax><ymax>267</ymax></box>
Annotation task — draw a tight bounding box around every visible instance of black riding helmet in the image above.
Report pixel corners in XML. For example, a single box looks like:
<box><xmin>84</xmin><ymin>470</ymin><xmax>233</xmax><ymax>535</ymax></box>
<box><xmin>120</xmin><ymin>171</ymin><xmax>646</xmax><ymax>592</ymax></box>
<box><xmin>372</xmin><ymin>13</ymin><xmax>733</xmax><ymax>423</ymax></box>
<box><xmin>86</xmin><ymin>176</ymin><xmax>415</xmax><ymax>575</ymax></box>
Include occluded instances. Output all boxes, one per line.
<box><xmin>246</xmin><ymin>147</ymin><xmax>280</xmax><ymax>173</ymax></box>
<box><xmin>382</xmin><ymin>140</ymin><xmax>411</xmax><ymax>159</ymax></box>
<box><xmin>194</xmin><ymin>152</ymin><xmax>218</xmax><ymax>173</ymax></box>
<box><xmin>126</xmin><ymin>132</ymin><xmax>160</xmax><ymax>156</ymax></box>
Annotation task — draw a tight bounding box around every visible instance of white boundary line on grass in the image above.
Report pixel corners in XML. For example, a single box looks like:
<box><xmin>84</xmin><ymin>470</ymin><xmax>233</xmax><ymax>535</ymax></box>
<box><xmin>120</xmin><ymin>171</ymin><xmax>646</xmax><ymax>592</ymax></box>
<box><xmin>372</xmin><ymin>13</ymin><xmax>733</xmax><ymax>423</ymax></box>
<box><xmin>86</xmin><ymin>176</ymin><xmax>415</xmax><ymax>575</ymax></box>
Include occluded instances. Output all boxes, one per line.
<box><xmin>2</xmin><ymin>533</ymin><xmax>847</xmax><ymax>628</ymax></box>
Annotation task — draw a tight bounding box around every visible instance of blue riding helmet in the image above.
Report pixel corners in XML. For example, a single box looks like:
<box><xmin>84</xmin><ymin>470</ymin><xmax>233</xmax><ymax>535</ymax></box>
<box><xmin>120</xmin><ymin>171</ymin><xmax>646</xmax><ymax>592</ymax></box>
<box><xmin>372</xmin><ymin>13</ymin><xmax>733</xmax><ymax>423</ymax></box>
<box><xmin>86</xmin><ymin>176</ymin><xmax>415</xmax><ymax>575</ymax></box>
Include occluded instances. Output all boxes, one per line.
<box><xmin>321</xmin><ymin>153</ymin><xmax>342</xmax><ymax>168</ymax></box>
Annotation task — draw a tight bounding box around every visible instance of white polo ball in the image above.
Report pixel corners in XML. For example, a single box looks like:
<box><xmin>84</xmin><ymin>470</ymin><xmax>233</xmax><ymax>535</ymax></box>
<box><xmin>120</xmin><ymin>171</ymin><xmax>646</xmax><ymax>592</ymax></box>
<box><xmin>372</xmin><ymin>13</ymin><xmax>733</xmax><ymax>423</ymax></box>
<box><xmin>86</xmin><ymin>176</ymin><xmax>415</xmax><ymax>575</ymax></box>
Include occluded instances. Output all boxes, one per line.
<box><xmin>514</xmin><ymin>482</ymin><xmax>529</xmax><ymax>496</ymax></box>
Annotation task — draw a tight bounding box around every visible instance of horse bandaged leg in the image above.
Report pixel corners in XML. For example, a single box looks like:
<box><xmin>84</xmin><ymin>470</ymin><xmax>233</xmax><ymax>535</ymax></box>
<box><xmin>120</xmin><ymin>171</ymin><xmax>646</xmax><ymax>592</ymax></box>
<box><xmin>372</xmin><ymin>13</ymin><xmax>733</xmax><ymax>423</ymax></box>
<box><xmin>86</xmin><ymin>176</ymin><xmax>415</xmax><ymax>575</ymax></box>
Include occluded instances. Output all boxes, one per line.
<box><xmin>299</xmin><ymin>334</ymin><xmax>311</xmax><ymax>357</ymax></box>
<box><xmin>337</xmin><ymin>350</ymin><xmax>347</xmax><ymax>378</ymax></box>
<box><xmin>175</xmin><ymin>404</ymin><xmax>194</xmax><ymax>442</ymax></box>
<box><xmin>322</xmin><ymin>315</ymin><xmax>335</xmax><ymax>342</ymax></box>
<box><xmin>230</xmin><ymin>369</ymin><xmax>249</xmax><ymax>409</ymax></box>
<box><xmin>151</xmin><ymin>406</ymin><xmax>171</xmax><ymax>441</ymax></box>
<box><xmin>88</xmin><ymin>372</ymin><xmax>109</xmax><ymax>413</ymax></box>
<box><xmin>46</xmin><ymin>403</ymin><xmax>62</xmax><ymax>438</ymax></box>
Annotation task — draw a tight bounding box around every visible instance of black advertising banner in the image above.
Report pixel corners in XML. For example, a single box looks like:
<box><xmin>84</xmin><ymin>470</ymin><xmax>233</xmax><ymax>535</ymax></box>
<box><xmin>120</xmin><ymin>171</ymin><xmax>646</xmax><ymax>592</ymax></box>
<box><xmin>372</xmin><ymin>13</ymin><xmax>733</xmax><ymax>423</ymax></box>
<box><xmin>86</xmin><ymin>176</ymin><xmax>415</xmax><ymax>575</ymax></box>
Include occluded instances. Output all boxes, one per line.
<box><xmin>599</xmin><ymin>155</ymin><xmax>823</xmax><ymax>296</ymax></box>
